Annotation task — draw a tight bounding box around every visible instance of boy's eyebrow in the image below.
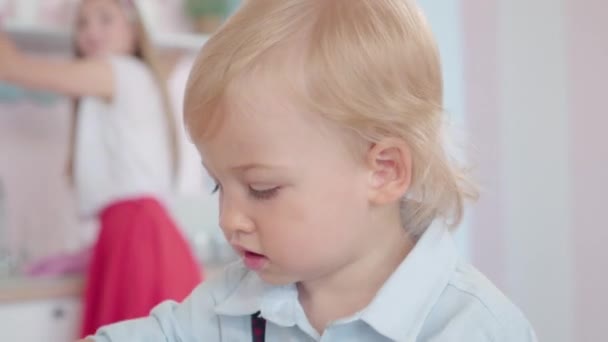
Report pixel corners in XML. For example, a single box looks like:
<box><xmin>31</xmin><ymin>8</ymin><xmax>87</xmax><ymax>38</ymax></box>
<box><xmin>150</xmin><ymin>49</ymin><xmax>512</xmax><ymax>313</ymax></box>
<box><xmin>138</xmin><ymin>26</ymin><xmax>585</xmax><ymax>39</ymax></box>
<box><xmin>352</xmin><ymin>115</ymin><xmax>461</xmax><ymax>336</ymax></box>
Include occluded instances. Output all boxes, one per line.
<box><xmin>230</xmin><ymin>162</ymin><xmax>289</xmax><ymax>173</ymax></box>
<box><xmin>201</xmin><ymin>161</ymin><xmax>285</xmax><ymax>173</ymax></box>
<box><xmin>231</xmin><ymin>163</ymin><xmax>286</xmax><ymax>172</ymax></box>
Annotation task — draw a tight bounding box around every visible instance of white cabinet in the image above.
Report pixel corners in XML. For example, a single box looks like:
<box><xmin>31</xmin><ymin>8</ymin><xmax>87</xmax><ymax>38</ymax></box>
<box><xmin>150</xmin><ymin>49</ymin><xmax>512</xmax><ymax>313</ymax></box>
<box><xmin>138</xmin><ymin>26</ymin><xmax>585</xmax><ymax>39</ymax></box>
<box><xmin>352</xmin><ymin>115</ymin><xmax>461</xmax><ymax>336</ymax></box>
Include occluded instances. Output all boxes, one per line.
<box><xmin>0</xmin><ymin>297</ymin><xmax>81</xmax><ymax>342</ymax></box>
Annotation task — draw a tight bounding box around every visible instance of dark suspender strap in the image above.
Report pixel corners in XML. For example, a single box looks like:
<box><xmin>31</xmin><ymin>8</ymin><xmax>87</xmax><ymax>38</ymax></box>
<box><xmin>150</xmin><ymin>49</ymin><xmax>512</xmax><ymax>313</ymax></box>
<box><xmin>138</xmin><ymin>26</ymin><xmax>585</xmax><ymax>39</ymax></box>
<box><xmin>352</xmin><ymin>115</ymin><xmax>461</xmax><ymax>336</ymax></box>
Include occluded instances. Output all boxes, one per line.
<box><xmin>251</xmin><ymin>311</ymin><xmax>267</xmax><ymax>342</ymax></box>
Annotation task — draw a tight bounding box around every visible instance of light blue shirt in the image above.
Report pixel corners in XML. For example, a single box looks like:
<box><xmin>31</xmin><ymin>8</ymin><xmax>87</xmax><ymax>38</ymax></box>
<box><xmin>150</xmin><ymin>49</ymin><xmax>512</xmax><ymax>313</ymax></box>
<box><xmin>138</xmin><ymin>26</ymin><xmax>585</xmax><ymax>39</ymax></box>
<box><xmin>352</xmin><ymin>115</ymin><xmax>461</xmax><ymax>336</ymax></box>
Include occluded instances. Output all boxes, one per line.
<box><xmin>91</xmin><ymin>225</ymin><xmax>537</xmax><ymax>341</ymax></box>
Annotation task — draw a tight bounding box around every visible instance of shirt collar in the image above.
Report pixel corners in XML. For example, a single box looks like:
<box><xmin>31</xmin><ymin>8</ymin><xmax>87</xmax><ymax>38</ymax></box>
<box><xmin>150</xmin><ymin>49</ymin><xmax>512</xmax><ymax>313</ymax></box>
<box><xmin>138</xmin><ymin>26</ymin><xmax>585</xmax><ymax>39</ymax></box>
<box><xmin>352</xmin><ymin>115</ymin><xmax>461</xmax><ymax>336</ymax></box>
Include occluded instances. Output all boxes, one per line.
<box><xmin>213</xmin><ymin>269</ymin><xmax>269</xmax><ymax>316</ymax></box>
<box><xmin>213</xmin><ymin>265</ymin><xmax>302</xmax><ymax>328</ymax></box>
<box><xmin>361</xmin><ymin>223</ymin><xmax>458</xmax><ymax>341</ymax></box>
<box><xmin>213</xmin><ymin>223</ymin><xmax>458</xmax><ymax>341</ymax></box>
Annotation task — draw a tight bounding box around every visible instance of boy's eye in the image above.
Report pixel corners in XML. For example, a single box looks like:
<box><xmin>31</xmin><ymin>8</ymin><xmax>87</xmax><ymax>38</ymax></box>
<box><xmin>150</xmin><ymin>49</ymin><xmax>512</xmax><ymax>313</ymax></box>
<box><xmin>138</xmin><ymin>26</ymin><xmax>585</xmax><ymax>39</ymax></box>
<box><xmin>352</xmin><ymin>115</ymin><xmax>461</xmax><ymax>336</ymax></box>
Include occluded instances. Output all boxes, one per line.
<box><xmin>211</xmin><ymin>184</ymin><xmax>220</xmax><ymax>194</ymax></box>
<box><xmin>248</xmin><ymin>186</ymin><xmax>280</xmax><ymax>200</ymax></box>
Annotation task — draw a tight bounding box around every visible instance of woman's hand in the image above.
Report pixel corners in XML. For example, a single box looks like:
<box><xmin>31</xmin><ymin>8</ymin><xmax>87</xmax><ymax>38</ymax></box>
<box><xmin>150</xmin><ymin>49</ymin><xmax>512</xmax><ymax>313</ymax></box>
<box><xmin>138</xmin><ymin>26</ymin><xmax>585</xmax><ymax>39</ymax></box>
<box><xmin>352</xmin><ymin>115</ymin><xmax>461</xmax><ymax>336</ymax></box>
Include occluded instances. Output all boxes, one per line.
<box><xmin>0</xmin><ymin>30</ymin><xmax>20</xmax><ymax>81</ymax></box>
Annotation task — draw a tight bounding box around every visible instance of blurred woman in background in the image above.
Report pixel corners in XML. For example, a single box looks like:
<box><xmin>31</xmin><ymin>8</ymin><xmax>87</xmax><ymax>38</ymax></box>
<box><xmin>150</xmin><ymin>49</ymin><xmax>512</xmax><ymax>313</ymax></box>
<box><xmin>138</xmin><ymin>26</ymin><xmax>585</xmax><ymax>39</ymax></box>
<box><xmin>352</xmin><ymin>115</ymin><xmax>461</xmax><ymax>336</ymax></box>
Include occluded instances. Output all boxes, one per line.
<box><xmin>0</xmin><ymin>0</ymin><xmax>202</xmax><ymax>336</ymax></box>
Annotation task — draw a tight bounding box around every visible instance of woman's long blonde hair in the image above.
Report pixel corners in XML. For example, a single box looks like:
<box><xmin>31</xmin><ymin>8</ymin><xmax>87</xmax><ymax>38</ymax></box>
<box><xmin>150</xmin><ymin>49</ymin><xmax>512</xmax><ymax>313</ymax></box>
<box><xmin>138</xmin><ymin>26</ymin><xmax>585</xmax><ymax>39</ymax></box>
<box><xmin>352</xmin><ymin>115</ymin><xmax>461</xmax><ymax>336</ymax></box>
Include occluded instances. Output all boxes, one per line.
<box><xmin>68</xmin><ymin>0</ymin><xmax>179</xmax><ymax>186</ymax></box>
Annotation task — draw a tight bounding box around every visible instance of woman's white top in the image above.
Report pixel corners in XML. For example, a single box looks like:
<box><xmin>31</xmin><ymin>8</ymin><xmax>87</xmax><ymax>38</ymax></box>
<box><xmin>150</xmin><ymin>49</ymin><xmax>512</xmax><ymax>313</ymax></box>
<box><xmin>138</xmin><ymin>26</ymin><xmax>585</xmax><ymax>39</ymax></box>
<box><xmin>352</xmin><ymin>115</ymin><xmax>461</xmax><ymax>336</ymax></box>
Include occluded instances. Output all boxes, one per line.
<box><xmin>74</xmin><ymin>55</ymin><xmax>172</xmax><ymax>217</ymax></box>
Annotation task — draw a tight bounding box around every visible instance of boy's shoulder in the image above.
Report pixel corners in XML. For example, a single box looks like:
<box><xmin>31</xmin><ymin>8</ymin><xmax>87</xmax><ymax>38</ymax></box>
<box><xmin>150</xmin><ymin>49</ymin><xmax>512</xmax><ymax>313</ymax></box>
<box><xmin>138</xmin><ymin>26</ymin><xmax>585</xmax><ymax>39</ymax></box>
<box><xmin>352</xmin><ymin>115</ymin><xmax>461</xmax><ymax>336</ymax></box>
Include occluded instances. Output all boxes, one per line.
<box><xmin>419</xmin><ymin>260</ymin><xmax>537</xmax><ymax>341</ymax></box>
<box><xmin>448</xmin><ymin>262</ymin><xmax>525</xmax><ymax>322</ymax></box>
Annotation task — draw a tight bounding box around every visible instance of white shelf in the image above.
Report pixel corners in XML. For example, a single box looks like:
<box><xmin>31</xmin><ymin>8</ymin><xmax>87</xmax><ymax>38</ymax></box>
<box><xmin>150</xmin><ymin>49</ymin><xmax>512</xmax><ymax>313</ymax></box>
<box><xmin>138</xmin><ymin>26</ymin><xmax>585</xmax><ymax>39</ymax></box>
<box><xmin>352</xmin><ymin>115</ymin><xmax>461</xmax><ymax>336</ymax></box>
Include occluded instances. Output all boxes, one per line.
<box><xmin>154</xmin><ymin>31</ymin><xmax>209</xmax><ymax>51</ymax></box>
<box><xmin>5</xmin><ymin>21</ymin><xmax>209</xmax><ymax>53</ymax></box>
<box><xmin>5</xmin><ymin>22</ymin><xmax>71</xmax><ymax>53</ymax></box>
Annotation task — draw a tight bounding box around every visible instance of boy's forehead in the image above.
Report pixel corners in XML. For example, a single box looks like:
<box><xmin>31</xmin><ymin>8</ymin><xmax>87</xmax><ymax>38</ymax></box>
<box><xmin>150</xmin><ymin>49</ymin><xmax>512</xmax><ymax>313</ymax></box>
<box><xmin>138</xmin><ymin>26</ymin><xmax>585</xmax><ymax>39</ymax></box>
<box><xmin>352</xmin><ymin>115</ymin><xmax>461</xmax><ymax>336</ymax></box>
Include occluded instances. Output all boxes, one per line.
<box><xmin>203</xmin><ymin>89</ymin><xmax>313</xmax><ymax>144</ymax></box>
<box><xmin>193</xmin><ymin>66</ymin><xmax>313</xmax><ymax>136</ymax></box>
<box><xmin>194</xmin><ymin>84</ymin><xmax>339</xmax><ymax>165</ymax></box>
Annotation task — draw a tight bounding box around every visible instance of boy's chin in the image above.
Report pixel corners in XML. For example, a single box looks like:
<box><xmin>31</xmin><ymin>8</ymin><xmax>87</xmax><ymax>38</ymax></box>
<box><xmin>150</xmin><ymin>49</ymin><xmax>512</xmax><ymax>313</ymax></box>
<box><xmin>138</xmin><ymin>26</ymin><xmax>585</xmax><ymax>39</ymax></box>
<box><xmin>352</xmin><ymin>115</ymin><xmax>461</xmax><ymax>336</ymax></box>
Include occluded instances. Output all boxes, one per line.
<box><xmin>255</xmin><ymin>269</ymin><xmax>299</xmax><ymax>286</ymax></box>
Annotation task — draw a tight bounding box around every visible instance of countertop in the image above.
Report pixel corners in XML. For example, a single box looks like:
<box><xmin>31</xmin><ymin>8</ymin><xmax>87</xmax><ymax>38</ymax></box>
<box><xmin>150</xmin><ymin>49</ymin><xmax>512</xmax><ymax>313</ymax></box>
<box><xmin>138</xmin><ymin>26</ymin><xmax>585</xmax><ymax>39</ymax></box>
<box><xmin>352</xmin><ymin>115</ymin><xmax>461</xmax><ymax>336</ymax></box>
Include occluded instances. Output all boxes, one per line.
<box><xmin>0</xmin><ymin>275</ymin><xmax>83</xmax><ymax>303</ymax></box>
<box><xmin>0</xmin><ymin>263</ymin><xmax>227</xmax><ymax>304</ymax></box>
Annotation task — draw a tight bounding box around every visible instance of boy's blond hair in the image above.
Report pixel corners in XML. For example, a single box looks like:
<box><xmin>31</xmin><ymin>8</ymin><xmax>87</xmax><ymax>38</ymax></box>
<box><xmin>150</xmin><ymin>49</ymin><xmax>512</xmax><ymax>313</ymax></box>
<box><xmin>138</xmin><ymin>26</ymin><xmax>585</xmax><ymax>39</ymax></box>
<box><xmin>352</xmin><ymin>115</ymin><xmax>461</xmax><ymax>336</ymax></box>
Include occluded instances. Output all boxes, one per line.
<box><xmin>184</xmin><ymin>0</ymin><xmax>477</xmax><ymax>236</ymax></box>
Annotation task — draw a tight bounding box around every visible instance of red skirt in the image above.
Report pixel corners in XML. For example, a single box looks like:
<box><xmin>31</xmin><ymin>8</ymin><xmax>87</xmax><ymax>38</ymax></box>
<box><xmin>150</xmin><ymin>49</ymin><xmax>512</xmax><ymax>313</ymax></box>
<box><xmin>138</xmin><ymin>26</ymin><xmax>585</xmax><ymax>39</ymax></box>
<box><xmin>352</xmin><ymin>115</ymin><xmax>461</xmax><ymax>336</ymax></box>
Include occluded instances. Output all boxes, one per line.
<box><xmin>81</xmin><ymin>197</ymin><xmax>202</xmax><ymax>337</ymax></box>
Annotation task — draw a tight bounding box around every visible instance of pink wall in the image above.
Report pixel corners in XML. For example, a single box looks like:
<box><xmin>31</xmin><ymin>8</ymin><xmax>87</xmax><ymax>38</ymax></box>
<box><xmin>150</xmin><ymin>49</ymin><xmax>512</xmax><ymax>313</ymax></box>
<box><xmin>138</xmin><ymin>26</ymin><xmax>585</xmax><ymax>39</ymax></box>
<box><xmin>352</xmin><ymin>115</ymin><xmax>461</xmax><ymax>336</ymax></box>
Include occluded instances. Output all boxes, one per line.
<box><xmin>463</xmin><ymin>0</ymin><xmax>608</xmax><ymax>340</ymax></box>
<box><xmin>461</xmin><ymin>0</ymin><xmax>506</xmax><ymax>289</ymax></box>
<box><xmin>566</xmin><ymin>0</ymin><xmax>608</xmax><ymax>341</ymax></box>
<box><xmin>0</xmin><ymin>99</ymin><xmax>87</xmax><ymax>261</ymax></box>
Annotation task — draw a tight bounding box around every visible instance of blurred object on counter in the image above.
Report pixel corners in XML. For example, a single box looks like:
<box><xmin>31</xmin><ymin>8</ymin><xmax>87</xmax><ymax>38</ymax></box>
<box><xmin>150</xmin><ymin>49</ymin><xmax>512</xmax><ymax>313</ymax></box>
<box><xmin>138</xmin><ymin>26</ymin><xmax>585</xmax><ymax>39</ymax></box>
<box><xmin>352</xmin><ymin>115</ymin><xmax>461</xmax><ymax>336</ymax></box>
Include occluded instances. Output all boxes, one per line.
<box><xmin>0</xmin><ymin>82</ymin><xmax>61</xmax><ymax>105</ymax></box>
<box><xmin>22</xmin><ymin>247</ymin><xmax>91</xmax><ymax>278</ymax></box>
<box><xmin>185</xmin><ymin>0</ymin><xmax>229</xmax><ymax>33</ymax></box>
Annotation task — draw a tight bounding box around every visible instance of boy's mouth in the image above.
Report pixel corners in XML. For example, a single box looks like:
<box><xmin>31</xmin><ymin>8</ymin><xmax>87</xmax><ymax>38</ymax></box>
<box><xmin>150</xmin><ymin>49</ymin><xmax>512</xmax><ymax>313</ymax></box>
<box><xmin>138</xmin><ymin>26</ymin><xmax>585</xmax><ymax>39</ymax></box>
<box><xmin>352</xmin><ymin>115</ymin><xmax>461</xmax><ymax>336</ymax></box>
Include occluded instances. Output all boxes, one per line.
<box><xmin>231</xmin><ymin>244</ymin><xmax>269</xmax><ymax>271</ymax></box>
<box><xmin>242</xmin><ymin>250</ymin><xmax>269</xmax><ymax>271</ymax></box>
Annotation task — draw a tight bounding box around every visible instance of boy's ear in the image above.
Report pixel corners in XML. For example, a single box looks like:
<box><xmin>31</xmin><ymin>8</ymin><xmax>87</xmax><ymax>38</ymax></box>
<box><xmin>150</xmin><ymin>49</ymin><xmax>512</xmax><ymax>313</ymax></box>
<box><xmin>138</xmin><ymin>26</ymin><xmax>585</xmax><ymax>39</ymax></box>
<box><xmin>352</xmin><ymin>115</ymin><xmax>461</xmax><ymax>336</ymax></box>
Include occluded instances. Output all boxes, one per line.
<box><xmin>366</xmin><ymin>138</ymin><xmax>412</xmax><ymax>205</ymax></box>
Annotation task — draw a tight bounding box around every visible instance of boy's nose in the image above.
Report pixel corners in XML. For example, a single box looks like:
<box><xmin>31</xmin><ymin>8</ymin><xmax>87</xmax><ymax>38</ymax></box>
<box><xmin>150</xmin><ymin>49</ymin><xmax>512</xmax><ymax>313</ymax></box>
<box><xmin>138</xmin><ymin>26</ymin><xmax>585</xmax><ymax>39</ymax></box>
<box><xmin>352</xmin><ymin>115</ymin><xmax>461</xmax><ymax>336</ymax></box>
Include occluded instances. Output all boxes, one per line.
<box><xmin>219</xmin><ymin>197</ymin><xmax>255</xmax><ymax>235</ymax></box>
